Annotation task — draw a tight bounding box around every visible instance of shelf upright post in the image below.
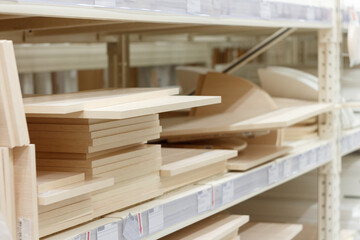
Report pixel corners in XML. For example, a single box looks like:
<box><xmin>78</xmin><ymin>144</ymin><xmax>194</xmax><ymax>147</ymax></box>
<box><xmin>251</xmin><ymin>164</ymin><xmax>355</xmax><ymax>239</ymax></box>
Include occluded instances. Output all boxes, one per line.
<box><xmin>317</xmin><ymin>0</ymin><xmax>342</xmax><ymax>239</ymax></box>
<box><xmin>107</xmin><ymin>34</ymin><xmax>130</xmax><ymax>88</ymax></box>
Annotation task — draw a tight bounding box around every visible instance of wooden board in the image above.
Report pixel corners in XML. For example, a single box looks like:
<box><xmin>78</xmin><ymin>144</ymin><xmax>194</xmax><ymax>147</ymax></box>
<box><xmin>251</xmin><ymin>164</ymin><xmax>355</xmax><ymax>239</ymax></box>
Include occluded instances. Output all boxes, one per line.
<box><xmin>239</xmin><ymin>222</ymin><xmax>303</xmax><ymax>240</ymax></box>
<box><xmin>38</xmin><ymin>177</ymin><xmax>114</xmax><ymax>205</ymax></box>
<box><xmin>39</xmin><ymin>199</ymin><xmax>91</xmax><ymax>222</ymax></box>
<box><xmin>29</xmin><ymin>119</ymin><xmax>159</xmax><ymax>140</ymax></box>
<box><xmin>38</xmin><ymin>194</ymin><xmax>91</xmax><ymax>214</ymax></box>
<box><xmin>37</xmin><ymin>171</ymin><xmax>85</xmax><ymax>192</ymax></box>
<box><xmin>13</xmin><ymin>145</ymin><xmax>39</xmax><ymax>240</ymax></box>
<box><xmin>36</xmin><ymin>144</ymin><xmax>160</xmax><ymax>168</ymax></box>
<box><xmin>28</xmin><ymin>114</ymin><xmax>158</xmax><ymax>132</ymax></box>
<box><xmin>161</xmin><ymin>99</ymin><xmax>332</xmax><ymax>138</ymax></box>
<box><xmin>0</xmin><ymin>40</ymin><xmax>29</xmax><ymax>147</ymax></box>
<box><xmin>36</xmin><ymin>142</ymin><xmax>151</xmax><ymax>160</ymax></box>
<box><xmin>191</xmin><ymin>72</ymin><xmax>277</xmax><ymax>117</ymax></box>
<box><xmin>24</xmin><ymin>87</ymin><xmax>179</xmax><ymax>114</ymax></box>
<box><xmin>163</xmin><ymin>138</ymin><xmax>248</xmax><ymax>151</ymax></box>
<box><xmin>161</xmin><ymin>148</ymin><xmax>237</xmax><ymax>177</ymax></box>
<box><xmin>34</xmin><ymin>132</ymin><xmax>160</xmax><ymax>153</ymax></box>
<box><xmin>0</xmin><ymin>148</ymin><xmax>16</xmax><ymax>238</ymax></box>
<box><xmin>160</xmin><ymin>214</ymin><xmax>249</xmax><ymax>240</ymax></box>
<box><xmin>39</xmin><ymin>212</ymin><xmax>93</xmax><ymax>238</ymax></box>
<box><xmin>38</xmin><ymin>149</ymin><xmax>161</xmax><ymax>177</ymax></box>
<box><xmin>26</xmin><ymin>95</ymin><xmax>221</xmax><ymax>120</ymax></box>
<box><xmin>161</xmin><ymin>161</ymin><xmax>227</xmax><ymax>193</ymax></box>
<box><xmin>30</xmin><ymin>124</ymin><xmax>161</xmax><ymax>146</ymax></box>
<box><xmin>227</xmin><ymin>145</ymin><xmax>292</xmax><ymax>171</ymax></box>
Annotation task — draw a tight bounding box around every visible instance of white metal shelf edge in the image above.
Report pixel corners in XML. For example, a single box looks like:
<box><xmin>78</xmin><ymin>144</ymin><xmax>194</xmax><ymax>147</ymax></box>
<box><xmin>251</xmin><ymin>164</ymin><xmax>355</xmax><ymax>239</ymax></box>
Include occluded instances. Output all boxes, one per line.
<box><xmin>0</xmin><ymin>2</ymin><xmax>332</xmax><ymax>29</ymax></box>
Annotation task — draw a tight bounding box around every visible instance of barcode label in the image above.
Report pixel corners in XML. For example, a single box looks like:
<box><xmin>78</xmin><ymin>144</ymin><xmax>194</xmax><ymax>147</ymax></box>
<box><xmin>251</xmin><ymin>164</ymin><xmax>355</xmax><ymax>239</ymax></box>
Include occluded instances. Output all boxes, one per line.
<box><xmin>123</xmin><ymin>214</ymin><xmax>141</xmax><ymax>240</ymax></box>
<box><xmin>187</xmin><ymin>0</ymin><xmax>201</xmax><ymax>13</ymax></box>
<box><xmin>222</xmin><ymin>181</ymin><xmax>234</xmax><ymax>205</ymax></box>
<box><xmin>268</xmin><ymin>163</ymin><xmax>279</xmax><ymax>184</ymax></box>
<box><xmin>197</xmin><ymin>188</ymin><xmax>212</xmax><ymax>213</ymax></box>
<box><xmin>148</xmin><ymin>206</ymin><xmax>164</xmax><ymax>235</ymax></box>
<box><xmin>17</xmin><ymin>218</ymin><xmax>31</xmax><ymax>240</ymax></box>
<box><xmin>97</xmin><ymin>222</ymin><xmax>118</xmax><ymax>240</ymax></box>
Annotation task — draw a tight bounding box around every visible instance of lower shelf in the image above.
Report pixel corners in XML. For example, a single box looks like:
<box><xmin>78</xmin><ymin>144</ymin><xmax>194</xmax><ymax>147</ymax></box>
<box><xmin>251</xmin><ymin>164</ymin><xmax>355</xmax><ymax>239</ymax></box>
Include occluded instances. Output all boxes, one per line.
<box><xmin>43</xmin><ymin>140</ymin><xmax>331</xmax><ymax>240</ymax></box>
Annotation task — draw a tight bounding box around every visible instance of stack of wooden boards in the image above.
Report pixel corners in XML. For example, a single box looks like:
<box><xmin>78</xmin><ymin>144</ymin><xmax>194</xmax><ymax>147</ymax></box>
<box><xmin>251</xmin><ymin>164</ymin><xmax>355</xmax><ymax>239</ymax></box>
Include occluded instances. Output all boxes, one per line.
<box><xmin>21</xmin><ymin>80</ymin><xmax>223</xmax><ymax>237</ymax></box>
<box><xmin>161</xmin><ymin>72</ymin><xmax>330</xmax><ymax>171</ymax></box>
<box><xmin>0</xmin><ymin>40</ymin><xmax>39</xmax><ymax>239</ymax></box>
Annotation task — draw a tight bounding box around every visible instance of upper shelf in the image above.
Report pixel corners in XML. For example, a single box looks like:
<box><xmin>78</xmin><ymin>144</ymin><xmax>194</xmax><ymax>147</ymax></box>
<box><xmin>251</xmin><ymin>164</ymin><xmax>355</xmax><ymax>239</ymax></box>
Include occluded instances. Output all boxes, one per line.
<box><xmin>0</xmin><ymin>1</ymin><xmax>332</xmax><ymax>32</ymax></box>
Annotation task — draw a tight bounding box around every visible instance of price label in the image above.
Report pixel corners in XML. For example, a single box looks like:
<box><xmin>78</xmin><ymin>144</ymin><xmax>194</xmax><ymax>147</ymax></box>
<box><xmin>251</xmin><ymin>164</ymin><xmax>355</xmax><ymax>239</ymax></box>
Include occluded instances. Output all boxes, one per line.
<box><xmin>97</xmin><ymin>222</ymin><xmax>119</xmax><ymax>240</ymax></box>
<box><xmin>299</xmin><ymin>154</ymin><xmax>307</xmax><ymax>170</ymax></box>
<box><xmin>260</xmin><ymin>1</ymin><xmax>271</xmax><ymax>19</ymax></box>
<box><xmin>284</xmin><ymin>158</ymin><xmax>292</xmax><ymax>177</ymax></box>
<box><xmin>148</xmin><ymin>206</ymin><xmax>164</xmax><ymax>235</ymax></box>
<box><xmin>197</xmin><ymin>188</ymin><xmax>212</xmax><ymax>213</ymax></box>
<box><xmin>222</xmin><ymin>181</ymin><xmax>234</xmax><ymax>205</ymax></box>
<box><xmin>94</xmin><ymin>0</ymin><xmax>116</xmax><ymax>7</ymax></box>
<box><xmin>17</xmin><ymin>218</ymin><xmax>31</xmax><ymax>240</ymax></box>
<box><xmin>123</xmin><ymin>214</ymin><xmax>141</xmax><ymax>240</ymax></box>
<box><xmin>69</xmin><ymin>233</ymin><xmax>87</xmax><ymax>240</ymax></box>
<box><xmin>268</xmin><ymin>163</ymin><xmax>279</xmax><ymax>184</ymax></box>
<box><xmin>309</xmin><ymin>150</ymin><xmax>317</xmax><ymax>166</ymax></box>
<box><xmin>187</xmin><ymin>0</ymin><xmax>201</xmax><ymax>13</ymax></box>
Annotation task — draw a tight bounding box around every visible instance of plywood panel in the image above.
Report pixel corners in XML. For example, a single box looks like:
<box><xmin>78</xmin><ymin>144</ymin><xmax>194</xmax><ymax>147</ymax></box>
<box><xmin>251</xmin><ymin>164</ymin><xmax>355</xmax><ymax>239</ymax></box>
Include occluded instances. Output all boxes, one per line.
<box><xmin>227</xmin><ymin>145</ymin><xmax>291</xmax><ymax>171</ymax></box>
<box><xmin>38</xmin><ymin>177</ymin><xmax>114</xmax><ymax>205</ymax></box>
<box><xmin>24</xmin><ymin>87</ymin><xmax>179</xmax><ymax>114</ymax></box>
<box><xmin>164</xmin><ymin>138</ymin><xmax>247</xmax><ymax>151</ymax></box>
<box><xmin>191</xmin><ymin>72</ymin><xmax>277</xmax><ymax>117</ymax></box>
<box><xmin>161</xmin><ymin>99</ymin><xmax>331</xmax><ymax>138</ymax></box>
<box><xmin>37</xmin><ymin>171</ymin><xmax>84</xmax><ymax>192</ymax></box>
<box><xmin>161</xmin><ymin>148</ymin><xmax>237</xmax><ymax>176</ymax></box>
<box><xmin>161</xmin><ymin>214</ymin><xmax>249</xmax><ymax>240</ymax></box>
<box><xmin>239</xmin><ymin>222</ymin><xmax>303</xmax><ymax>240</ymax></box>
<box><xmin>13</xmin><ymin>145</ymin><xmax>39</xmax><ymax>240</ymax></box>
<box><xmin>0</xmin><ymin>40</ymin><xmax>29</xmax><ymax>147</ymax></box>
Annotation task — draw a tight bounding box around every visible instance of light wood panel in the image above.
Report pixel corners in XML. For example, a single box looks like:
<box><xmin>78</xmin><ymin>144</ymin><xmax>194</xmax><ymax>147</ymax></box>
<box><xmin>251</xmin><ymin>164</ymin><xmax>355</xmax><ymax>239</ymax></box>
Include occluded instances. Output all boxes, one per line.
<box><xmin>227</xmin><ymin>145</ymin><xmax>292</xmax><ymax>171</ymax></box>
<box><xmin>161</xmin><ymin>214</ymin><xmax>249</xmax><ymax>240</ymax></box>
<box><xmin>161</xmin><ymin>99</ymin><xmax>331</xmax><ymax>138</ymax></box>
<box><xmin>0</xmin><ymin>40</ymin><xmax>29</xmax><ymax>147</ymax></box>
<box><xmin>239</xmin><ymin>222</ymin><xmax>303</xmax><ymax>240</ymax></box>
<box><xmin>0</xmin><ymin>148</ymin><xmax>15</xmax><ymax>238</ymax></box>
<box><xmin>191</xmin><ymin>72</ymin><xmax>277</xmax><ymax>117</ymax></box>
<box><xmin>24</xmin><ymin>87</ymin><xmax>179</xmax><ymax>114</ymax></box>
<box><xmin>38</xmin><ymin>177</ymin><xmax>114</xmax><ymax>205</ymax></box>
<box><xmin>13</xmin><ymin>145</ymin><xmax>39</xmax><ymax>240</ymax></box>
<box><xmin>164</xmin><ymin>138</ymin><xmax>248</xmax><ymax>151</ymax></box>
<box><xmin>37</xmin><ymin>171</ymin><xmax>84</xmax><ymax>192</ymax></box>
<box><xmin>26</xmin><ymin>95</ymin><xmax>221</xmax><ymax>120</ymax></box>
<box><xmin>161</xmin><ymin>148</ymin><xmax>237</xmax><ymax>176</ymax></box>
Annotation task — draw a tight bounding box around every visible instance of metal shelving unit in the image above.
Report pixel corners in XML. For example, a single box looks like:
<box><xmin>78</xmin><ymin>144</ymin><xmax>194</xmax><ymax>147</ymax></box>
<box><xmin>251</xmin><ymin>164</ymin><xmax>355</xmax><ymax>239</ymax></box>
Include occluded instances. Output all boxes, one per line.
<box><xmin>0</xmin><ymin>0</ymin><xmax>343</xmax><ymax>239</ymax></box>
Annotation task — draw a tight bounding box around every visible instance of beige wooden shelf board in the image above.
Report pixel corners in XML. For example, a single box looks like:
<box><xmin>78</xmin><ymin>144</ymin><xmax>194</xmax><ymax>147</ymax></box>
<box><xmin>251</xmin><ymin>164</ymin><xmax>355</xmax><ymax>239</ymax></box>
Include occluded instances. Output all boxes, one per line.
<box><xmin>37</xmin><ymin>171</ymin><xmax>85</xmax><ymax>193</ymax></box>
<box><xmin>227</xmin><ymin>145</ymin><xmax>292</xmax><ymax>171</ymax></box>
<box><xmin>24</xmin><ymin>88</ymin><xmax>179</xmax><ymax>114</ymax></box>
<box><xmin>161</xmin><ymin>148</ymin><xmax>237</xmax><ymax>177</ymax></box>
<box><xmin>161</xmin><ymin>214</ymin><xmax>249</xmax><ymax>240</ymax></box>
<box><xmin>38</xmin><ymin>177</ymin><xmax>114</xmax><ymax>205</ymax></box>
<box><xmin>239</xmin><ymin>222</ymin><xmax>303</xmax><ymax>240</ymax></box>
<box><xmin>26</xmin><ymin>95</ymin><xmax>221</xmax><ymax>120</ymax></box>
<box><xmin>161</xmin><ymin>100</ymin><xmax>331</xmax><ymax>138</ymax></box>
